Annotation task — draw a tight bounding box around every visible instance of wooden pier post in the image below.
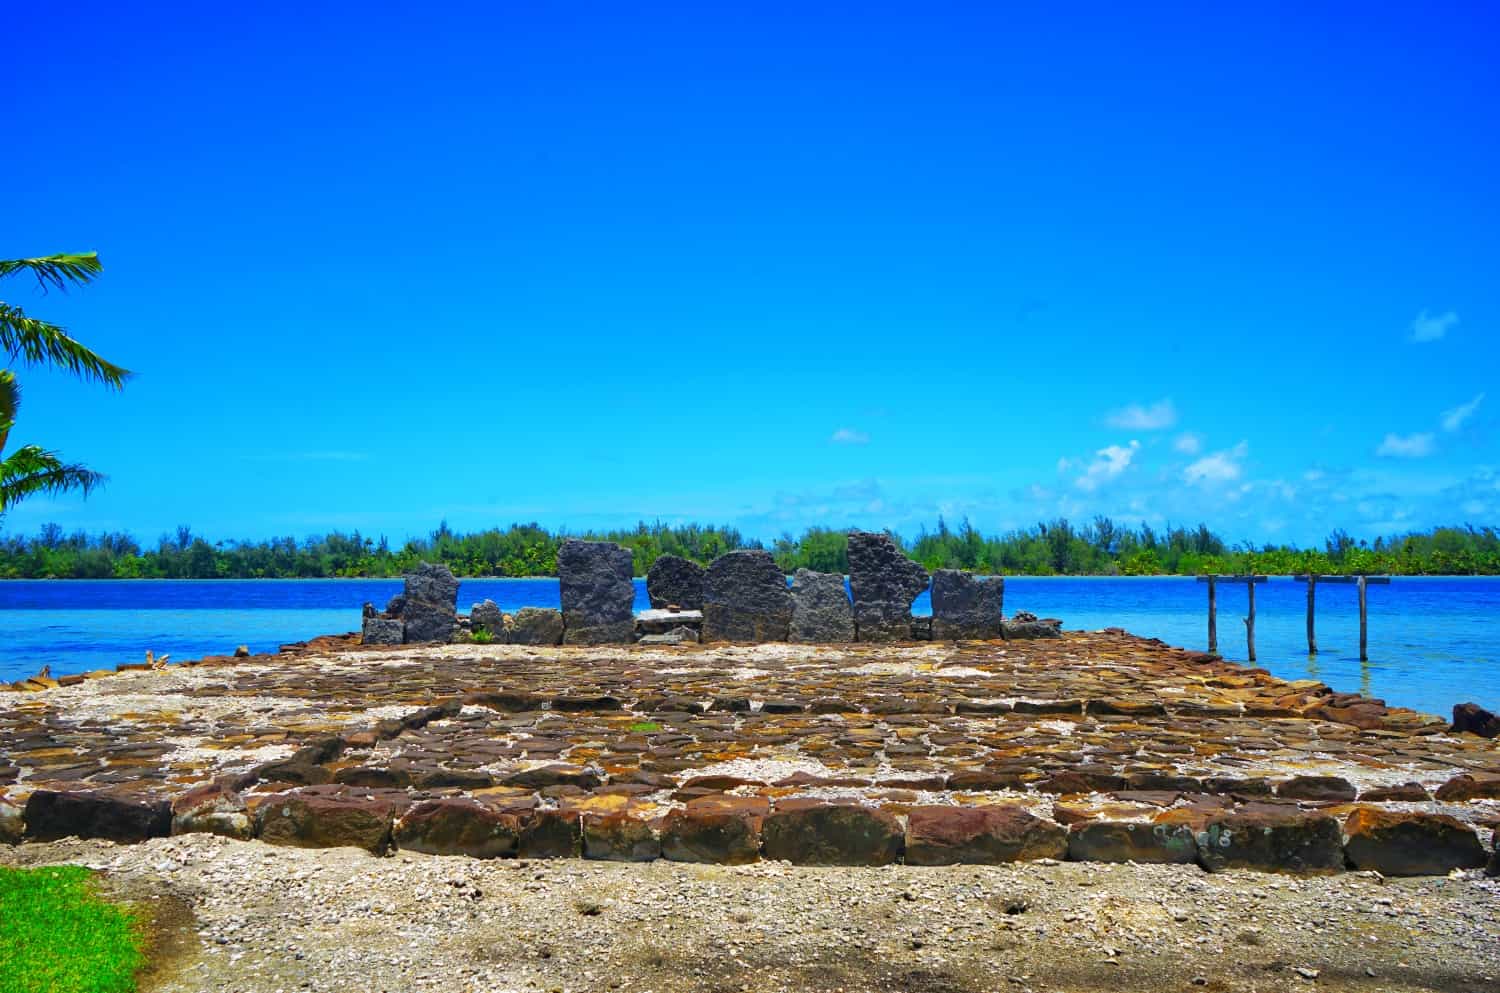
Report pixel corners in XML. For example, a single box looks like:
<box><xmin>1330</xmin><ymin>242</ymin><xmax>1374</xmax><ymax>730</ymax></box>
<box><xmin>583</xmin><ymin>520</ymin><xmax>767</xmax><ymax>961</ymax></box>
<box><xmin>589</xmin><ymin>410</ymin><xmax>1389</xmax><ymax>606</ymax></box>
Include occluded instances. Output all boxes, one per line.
<box><xmin>1197</xmin><ymin>575</ymin><xmax>1266</xmax><ymax>658</ymax></box>
<box><xmin>1207</xmin><ymin>575</ymin><xmax>1217</xmax><ymax>654</ymax></box>
<box><xmin>1245</xmin><ymin>579</ymin><xmax>1256</xmax><ymax>662</ymax></box>
<box><xmin>1358</xmin><ymin>575</ymin><xmax>1368</xmax><ymax>661</ymax></box>
<box><xmin>1306</xmin><ymin>574</ymin><xmax>1317</xmax><ymax>655</ymax></box>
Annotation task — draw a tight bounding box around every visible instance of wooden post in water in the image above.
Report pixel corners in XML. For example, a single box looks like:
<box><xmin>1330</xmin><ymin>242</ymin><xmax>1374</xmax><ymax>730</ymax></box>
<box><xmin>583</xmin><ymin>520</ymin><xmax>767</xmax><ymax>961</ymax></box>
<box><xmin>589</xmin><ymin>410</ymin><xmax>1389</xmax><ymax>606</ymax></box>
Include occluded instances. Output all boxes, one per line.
<box><xmin>1358</xmin><ymin>575</ymin><xmax>1368</xmax><ymax>661</ymax></box>
<box><xmin>1244</xmin><ymin>579</ymin><xmax>1256</xmax><ymax>661</ymax></box>
<box><xmin>1197</xmin><ymin>575</ymin><xmax>1266</xmax><ymax>658</ymax></box>
<box><xmin>1207</xmin><ymin>575</ymin><xmax>1217</xmax><ymax>654</ymax></box>
<box><xmin>1294</xmin><ymin>574</ymin><xmax>1389</xmax><ymax>660</ymax></box>
<box><xmin>1306</xmin><ymin>574</ymin><xmax>1317</xmax><ymax>655</ymax></box>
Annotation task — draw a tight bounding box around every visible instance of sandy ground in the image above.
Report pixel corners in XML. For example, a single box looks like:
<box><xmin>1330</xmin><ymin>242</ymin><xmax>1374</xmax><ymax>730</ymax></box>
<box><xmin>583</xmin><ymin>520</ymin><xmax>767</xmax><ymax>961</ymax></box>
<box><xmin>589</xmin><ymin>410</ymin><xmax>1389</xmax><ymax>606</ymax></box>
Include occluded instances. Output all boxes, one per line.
<box><xmin>5</xmin><ymin>836</ymin><xmax>1498</xmax><ymax>993</ymax></box>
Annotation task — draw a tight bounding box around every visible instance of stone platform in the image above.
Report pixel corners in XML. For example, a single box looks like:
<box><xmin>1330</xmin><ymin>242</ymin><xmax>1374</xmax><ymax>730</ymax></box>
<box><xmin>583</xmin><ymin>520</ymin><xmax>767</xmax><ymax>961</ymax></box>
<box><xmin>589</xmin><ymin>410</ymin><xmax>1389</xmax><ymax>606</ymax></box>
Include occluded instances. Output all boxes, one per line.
<box><xmin>3</xmin><ymin>631</ymin><xmax>1498</xmax><ymax>875</ymax></box>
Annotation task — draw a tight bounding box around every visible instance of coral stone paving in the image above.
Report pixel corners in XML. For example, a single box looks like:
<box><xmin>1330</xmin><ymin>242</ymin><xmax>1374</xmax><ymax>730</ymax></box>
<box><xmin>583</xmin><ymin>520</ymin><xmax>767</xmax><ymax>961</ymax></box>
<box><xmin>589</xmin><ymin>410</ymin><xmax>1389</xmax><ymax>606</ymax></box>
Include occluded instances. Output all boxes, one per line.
<box><xmin>2</xmin><ymin>630</ymin><xmax>1498</xmax><ymax>875</ymax></box>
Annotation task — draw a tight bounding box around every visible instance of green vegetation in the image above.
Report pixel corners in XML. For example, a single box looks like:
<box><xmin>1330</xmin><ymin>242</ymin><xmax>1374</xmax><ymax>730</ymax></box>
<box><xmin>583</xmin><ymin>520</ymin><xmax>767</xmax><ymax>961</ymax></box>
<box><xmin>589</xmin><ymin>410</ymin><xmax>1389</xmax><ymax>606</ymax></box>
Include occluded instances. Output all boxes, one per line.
<box><xmin>629</xmin><ymin>721</ymin><xmax>662</xmax><ymax>733</ymax></box>
<box><xmin>470</xmin><ymin>627</ymin><xmax>495</xmax><ymax>644</ymax></box>
<box><xmin>2</xmin><ymin>517</ymin><xmax>1499</xmax><ymax>579</ymax></box>
<box><xmin>0</xmin><ymin>865</ymin><xmax>145</xmax><ymax>993</ymax></box>
<box><xmin>0</xmin><ymin>253</ymin><xmax>128</xmax><ymax>518</ymax></box>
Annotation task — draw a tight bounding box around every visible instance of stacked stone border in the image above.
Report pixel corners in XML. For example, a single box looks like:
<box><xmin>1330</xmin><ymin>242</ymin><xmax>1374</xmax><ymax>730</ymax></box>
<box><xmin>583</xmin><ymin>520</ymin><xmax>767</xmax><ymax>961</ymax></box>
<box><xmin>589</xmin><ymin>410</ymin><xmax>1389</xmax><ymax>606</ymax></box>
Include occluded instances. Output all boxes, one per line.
<box><xmin>4</xmin><ymin>689</ymin><xmax>1497</xmax><ymax>877</ymax></box>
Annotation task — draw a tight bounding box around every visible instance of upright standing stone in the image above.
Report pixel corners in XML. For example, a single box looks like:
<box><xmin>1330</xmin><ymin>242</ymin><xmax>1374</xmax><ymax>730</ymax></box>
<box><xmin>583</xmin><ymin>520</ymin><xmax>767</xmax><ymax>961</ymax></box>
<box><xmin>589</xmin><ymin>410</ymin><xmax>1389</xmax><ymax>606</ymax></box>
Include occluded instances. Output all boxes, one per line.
<box><xmin>846</xmin><ymin>531</ymin><xmax>928</xmax><ymax>642</ymax></box>
<box><xmin>702</xmin><ymin>550</ymin><xmax>792</xmax><ymax>642</ymax></box>
<box><xmin>469</xmin><ymin>599</ymin><xmax>504</xmax><ymax>636</ymax></box>
<box><xmin>646</xmin><ymin>554</ymin><xmax>706</xmax><ymax>610</ymax></box>
<box><xmin>558</xmin><ymin>540</ymin><xmax>636</xmax><ymax>644</ymax></box>
<box><xmin>930</xmin><ymin>570</ymin><xmax>1003</xmax><ymax>640</ymax></box>
<box><xmin>396</xmin><ymin>562</ymin><xmax>460</xmax><ymax>643</ymax></box>
<box><xmin>788</xmin><ymin>569</ymin><xmax>854</xmax><ymax>642</ymax></box>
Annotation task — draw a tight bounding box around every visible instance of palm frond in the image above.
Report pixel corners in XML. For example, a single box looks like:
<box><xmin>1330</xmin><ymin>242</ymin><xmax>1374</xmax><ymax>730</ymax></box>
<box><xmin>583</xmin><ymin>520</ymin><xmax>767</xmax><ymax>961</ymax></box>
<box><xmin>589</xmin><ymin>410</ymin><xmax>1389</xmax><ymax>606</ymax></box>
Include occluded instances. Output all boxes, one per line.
<box><xmin>0</xmin><ymin>371</ymin><xmax>17</xmax><ymax>453</ymax></box>
<box><xmin>0</xmin><ymin>444</ymin><xmax>105</xmax><ymax>513</ymax></box>
<box><xmin>0</xmin><ymin>253</ymin><xmax>103</xmax><ymax>293</ymax></box>
<box><xmin>0</xmin><ymin>303</ymin><xmax>130</xmax><ymax>388</ymax></box>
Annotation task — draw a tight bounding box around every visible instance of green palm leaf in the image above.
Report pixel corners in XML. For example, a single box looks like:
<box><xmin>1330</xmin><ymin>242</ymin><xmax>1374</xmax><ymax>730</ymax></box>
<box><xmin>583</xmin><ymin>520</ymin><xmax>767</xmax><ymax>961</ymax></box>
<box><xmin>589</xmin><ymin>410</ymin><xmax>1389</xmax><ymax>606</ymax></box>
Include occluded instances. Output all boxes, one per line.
<box><xmin>0</xmin><ymin>371</ymin><xmax>17</xmax><ymax>453</ymax></box>
<box><xmin>0</xmin><ymin>303</ymin><xmax>130</xmax><ymax>388</ymax></box>
<box><xmin>0</xmin><ymin>253</ymin><xmax>103</xmax><ymax>292</ymax></box>
<box><xmin>0</xmin><ymin>445</ymin><xmax>105</xmax><ymax>513</ymax></box>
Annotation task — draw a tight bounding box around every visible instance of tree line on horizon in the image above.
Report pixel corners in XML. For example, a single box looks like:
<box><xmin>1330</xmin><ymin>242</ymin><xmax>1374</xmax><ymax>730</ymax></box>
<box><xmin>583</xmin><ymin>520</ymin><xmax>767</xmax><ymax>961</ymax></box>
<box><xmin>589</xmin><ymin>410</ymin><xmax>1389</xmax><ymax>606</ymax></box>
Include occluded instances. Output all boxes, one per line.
<box><xmin>2</xmin><ymin>517</ymin><xmax>1499</xmax><ymax>580</ymax></box>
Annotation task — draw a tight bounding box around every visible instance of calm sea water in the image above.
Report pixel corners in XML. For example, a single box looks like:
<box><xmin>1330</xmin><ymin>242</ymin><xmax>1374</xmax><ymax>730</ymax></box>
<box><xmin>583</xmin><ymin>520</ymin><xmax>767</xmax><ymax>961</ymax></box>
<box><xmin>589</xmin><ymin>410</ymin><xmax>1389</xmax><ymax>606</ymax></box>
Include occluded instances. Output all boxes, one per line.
<box><xmin>1</xmin><ymin>577</ymin><xmax>1495</xmax><ymax>717</ymax></box>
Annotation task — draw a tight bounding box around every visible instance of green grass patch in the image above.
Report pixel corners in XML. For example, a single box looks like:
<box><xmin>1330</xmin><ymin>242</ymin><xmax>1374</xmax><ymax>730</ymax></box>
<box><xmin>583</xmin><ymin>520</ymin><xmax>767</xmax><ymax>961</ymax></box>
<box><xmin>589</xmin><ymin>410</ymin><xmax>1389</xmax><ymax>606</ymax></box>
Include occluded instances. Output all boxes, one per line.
<box><xmin>628</xmin><ymin>721</ymin><xmax>661</xmax><ymax>733</ymax></box>
<box><xmin>0</xmin><ymin>865</ymin><xmax>144</xmax><ymax>993</ymax></box>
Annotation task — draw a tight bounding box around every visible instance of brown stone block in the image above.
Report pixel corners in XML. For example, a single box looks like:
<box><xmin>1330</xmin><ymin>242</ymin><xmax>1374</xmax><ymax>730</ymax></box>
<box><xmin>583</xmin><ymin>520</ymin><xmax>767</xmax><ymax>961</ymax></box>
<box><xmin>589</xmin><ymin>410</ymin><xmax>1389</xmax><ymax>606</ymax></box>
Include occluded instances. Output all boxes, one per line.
<box><xmin>393</xmin><ymin>797</ymin><xmax>525</xmax><ymax>859</ymax></box>
<box><xmin>518</xmin><ymin>807</ymin><xmax>580</xmax><ymax>858</ymax></box>
<box><xmin>1196</xmin><ymin>810</ymin><xmax>1345</xmax><ymax>874</ymax></box>
<box><xmin>1357</xmin><ymin>782</ymin><xmax>1431</xmax><ymax>802</ymax></box>
<box><xmin>660</xmin><ymin>796</ymin><xmax>768</xmax><ymax>864</ymax></box>
<box><xmin>1434</xmin><ymin>773</ymin><xmax>1500</xmax><ymax>801</ymax></box>
<box><xmin>1067</xmin><ymin>821</ymin><xmax>1198</xmax><ymax>864</ymax></box>
<box><xmin>904</xmin><ymin>804</ymin><xmax>1066</xmax><ymax>865</ymax></box>
<box><xmin>171</xmin><ymin>781</ymin><xmax>252</xmax><ymax>839</ymax></box>
<box><xmin>761</xmin><ymin>800</ymin><xmax>902</xmax><ymax>866</ymax></box>
<box><xmin>256</xmin><ymin>785</ymin><xmax>411</xmax><ymax>854</ymax></box>
<box><xmin>1342</xmin><ymin>808</ymin><xmax>1486</xmax><ymax>876</ymax></box>
<box><xmin>582</xmin><ymin>809</ymin><xmax>662</xmax><ymax>862</ymax></box>
<box><xmin>1276</xmin><ymin>776</ymin><xmax>1357</xmax><ymax>802</ymax></box>
<box><xmin>24</xmin><ymin>789</ymin><xmax>171</xmax><ymax>844</ymax></box>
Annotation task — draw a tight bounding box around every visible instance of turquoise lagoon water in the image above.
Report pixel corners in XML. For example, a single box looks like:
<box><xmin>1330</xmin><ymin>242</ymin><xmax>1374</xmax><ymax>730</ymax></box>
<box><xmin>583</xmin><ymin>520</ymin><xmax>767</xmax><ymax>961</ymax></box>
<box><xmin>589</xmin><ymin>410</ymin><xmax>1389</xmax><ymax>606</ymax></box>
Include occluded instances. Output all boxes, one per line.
<box><xmin>1</xmin><ymin>576</ymin><xmax>1495</xmax><ymax>718</ymax></box>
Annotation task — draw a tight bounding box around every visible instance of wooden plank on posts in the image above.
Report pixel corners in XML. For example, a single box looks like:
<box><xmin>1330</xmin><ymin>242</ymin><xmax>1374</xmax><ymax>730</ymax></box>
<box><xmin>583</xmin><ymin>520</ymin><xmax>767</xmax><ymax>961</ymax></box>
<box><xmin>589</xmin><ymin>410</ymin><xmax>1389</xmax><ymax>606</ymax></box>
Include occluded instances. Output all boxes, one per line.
<box><xmin>1292</xmin><ymin>575</ymin><xmax>1391</xmax><ymax>585</ymax></box>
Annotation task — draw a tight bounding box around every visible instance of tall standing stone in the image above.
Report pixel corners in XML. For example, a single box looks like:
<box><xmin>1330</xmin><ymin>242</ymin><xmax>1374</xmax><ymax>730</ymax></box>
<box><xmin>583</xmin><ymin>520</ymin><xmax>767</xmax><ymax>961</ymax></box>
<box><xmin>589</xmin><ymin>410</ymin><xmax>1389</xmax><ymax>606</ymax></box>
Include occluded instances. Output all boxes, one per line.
<box><xmin>788</xmin><ymin>569</ymin><xmax>854</xmax><ymax>643</ymax></box>
<box><xmin>702</xmin><ymin>550</ymin><xmax>792</xmax><ymax>642</ymax></box>
<box><xmin>396</xmin><ymin>562</ymin><xmax>459</xmax><ymax>643</ymax></box>
<box><xmin>646</xmin><ymin>555</ymin><xmax>706</xmax><ymax>610</ymax></box>
<box><xmin>558</xmin><ymin>540</ymin><xmax>636</xmax><ymax>644</ymax></box>
<box><xmin>930</xmin><ymin>570</ymin><xmax>1004</xmax><ymax>640</ymax></box>
<box><xmin>846</xmin><ymin>531</ymin><xmax>928</xmax><ymax>642</ymax></box>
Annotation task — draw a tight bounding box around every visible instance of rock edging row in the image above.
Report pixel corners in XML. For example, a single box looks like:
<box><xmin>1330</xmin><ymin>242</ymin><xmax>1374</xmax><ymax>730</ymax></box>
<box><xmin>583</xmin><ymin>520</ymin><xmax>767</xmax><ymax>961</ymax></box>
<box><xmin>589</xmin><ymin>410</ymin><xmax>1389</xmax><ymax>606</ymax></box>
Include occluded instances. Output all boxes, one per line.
<box><xmin>6</xmin><ymin>784</ymin><xmax>1497</xmax><ymax>878</ymax></box>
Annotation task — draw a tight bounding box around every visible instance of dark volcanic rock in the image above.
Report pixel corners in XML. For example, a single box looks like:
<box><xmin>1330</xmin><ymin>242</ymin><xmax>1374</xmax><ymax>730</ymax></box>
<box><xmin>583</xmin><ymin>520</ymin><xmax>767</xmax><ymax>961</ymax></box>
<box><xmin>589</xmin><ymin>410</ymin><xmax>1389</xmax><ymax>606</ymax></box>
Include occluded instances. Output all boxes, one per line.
<box><xmin>393</xmin><ymin>797</ymin><xmax>526</xmax><ymax>859</ymax></box>
<box><xmin>361</xmin><ymin>615</ymin><xmax>404</xmax><ymax>646</ymax></box>
<box><xmin>1001</xmin><ymin>618</ymin><xmax>1063</xmax><ymax>640</ymax></box>
<box><xmin>930</xmin><ymin>570</ymin><xmax>1004</xmax><ymax>640</ymax></box>
<box><xmin>1276</xmin><ymin>775</ymin><xmax>1357</xmax><ymax>802</ymax></box>
<box><xmin>761</xmin><ymin>800</ymin><xmax>902</xmax><ymax>866</ymax></box>
<box><xmin>1434</xmin><ymin>773</ymin><xmax>1500</xmax><ymax>801</ymax></box>
<box><xmin>661</xmin><ymin>796</ymin><xmax>767</xmax><ymax>864</ymax></box>
<box><xmin>646</xmin><ymin>555</ymin><xmax>705</xmax><ymax>610</ymax></box>
<box><xmin>395</xmin><ymin>562</ymin><xmax>459</xmax><ymax>643</ymax></box>
<box><xmin>1067</xmin><ymin>821</ymin><xmax>1198</xmax><ymax>864</ymax></box>
<box><xmin>1342</xmin><ymin>808</ymin><xmax>1486</xmax><ymax>876</ymax></box>
<box><xmin>904</xmin><ymin>804</ymin><xmax>1067</xmax><ymax>865</ymax></box>
<box><xmin>1196</xmin><ymin>810</ymin><xmax>1344</xmax><ymax>874</ymax></box>
<box><xmin>257</xmin><ymin>786</ymin><xmax>411</xmax><ymax>855</ymax></box>
<box><xmin>788</xmin><ymin>568</ymin><xmax>854</xmax><ymax>643</ymax></box>
<box><xmin>518</xmin><ymin>807</ymin><xmax>581</xmax><ymax>858</ymax></box>
<box><xmin>1451</xmin><ymin>701</ymin><xmax>1500</xmax><ymax>738</ymax></box>
<box><xmin>558</xmin><ymin>540</ymin><xmax>636</xmax><ymax>644</ymax></box>
<box><xmin>701</xmin><ymin>550</ymin><xmax>792</xmax><ymax>643</ymax></box>
<box><xmin>507</xmin><ymin>607</ymin><xmax>564</xmax><ymax>645</ymax></box>
<box><xmin>171</xmin><ymin>781</ymin><xmax>253</xmax><ymax>839</ymax></box>
<box><xmin>469</xmin><ymin>599</ymin><xmax>504</xmax><ymax>637</ymax></box>
<box><xmin>582</xmin><ymin>811</ymin><xmax>661</xmax><ymax>862</ymax></box>
<box><xmin>24</xmin><ymin>790</ymin><xmax>172</xmax><ymax>844</ymax></box>
<box><xmin>847</xmin><ymin>531</ymin><xmax>929</xmax><ymax>642</ymax></box>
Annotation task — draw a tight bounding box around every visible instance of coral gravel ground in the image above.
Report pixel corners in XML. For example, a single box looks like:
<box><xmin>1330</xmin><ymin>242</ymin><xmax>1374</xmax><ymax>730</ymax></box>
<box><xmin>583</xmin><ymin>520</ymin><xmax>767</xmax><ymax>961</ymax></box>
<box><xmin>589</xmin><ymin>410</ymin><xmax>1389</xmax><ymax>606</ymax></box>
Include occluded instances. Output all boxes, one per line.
<box><xmin>4</xmin><ymin>835</ymin><xmax>1498</xmax><ymax>993</ymax></box>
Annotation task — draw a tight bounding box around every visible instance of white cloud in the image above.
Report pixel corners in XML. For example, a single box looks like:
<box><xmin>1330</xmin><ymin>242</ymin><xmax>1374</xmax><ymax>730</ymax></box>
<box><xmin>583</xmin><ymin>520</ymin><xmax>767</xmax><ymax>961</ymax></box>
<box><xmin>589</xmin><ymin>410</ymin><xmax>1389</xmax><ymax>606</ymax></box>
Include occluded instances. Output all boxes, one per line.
<box><xmin>1056</xmin><ymin>457</ymin><xmax>1073</xmax><ymax>473</ymax></box>
<box><xmin>1076</xmin><ymin>440</ymin><xmax>1140</xmax><ymax>491</ymax></box>
<box><xmin>1410</xmin><ymin>309</ymin><xmax>1458</xmax><ymax>343</ymax></box>
<box><xmin>829</xmin><ymin>428</ymin><xmax>870</xmax><ymax>445</ymax></box>
<box><xmin>1376</xmin><ymin>432</ymin><xmax>1435</xmax><ymax>458</ymax></box>
<box><xmin>1105</xmin><ymin>399</ymin><xmax>1177</xmax><ymax>430</ymax></box>
<box><xmin>1183</xmin><ymin>441</ymin><xmax>1249</xmax><ymax>485</ymax></box>
<box><xmin>1441</xmin><ymin>393</ymin><xmax>1484</xmax><ymax>432</ymax></box>
<box><xmin>1172</xmin><ymin>432</ymin><xmax>1202</xmax><ymax>455</ymax></box>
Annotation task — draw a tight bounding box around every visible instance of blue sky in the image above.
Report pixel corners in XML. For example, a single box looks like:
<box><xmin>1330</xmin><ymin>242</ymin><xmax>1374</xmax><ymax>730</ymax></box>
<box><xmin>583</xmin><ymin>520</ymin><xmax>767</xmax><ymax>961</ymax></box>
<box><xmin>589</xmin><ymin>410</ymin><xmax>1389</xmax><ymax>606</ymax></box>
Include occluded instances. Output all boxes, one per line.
<box><xmin>5</xmin><ymin>2</ymin><xmax>1497</xmax><ymax>547</ymax></box>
